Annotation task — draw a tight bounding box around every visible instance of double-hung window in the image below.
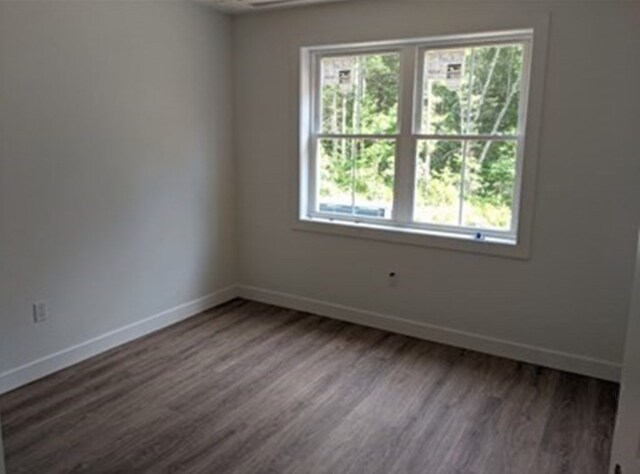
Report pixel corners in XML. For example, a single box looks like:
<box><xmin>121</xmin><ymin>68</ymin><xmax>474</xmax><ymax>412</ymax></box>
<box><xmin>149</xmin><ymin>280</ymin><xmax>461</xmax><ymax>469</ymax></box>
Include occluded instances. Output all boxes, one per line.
<box><xmin>299</xmin><ymin>30</ymin><xmax>534</xmax><ymax>250</ymax></box>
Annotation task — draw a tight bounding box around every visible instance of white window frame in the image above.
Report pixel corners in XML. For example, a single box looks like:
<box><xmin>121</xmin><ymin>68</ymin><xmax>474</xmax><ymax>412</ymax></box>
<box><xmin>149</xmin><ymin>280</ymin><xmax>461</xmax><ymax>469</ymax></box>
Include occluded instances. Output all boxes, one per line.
<box><xmin>297</xmin><ymin>29</ymin><xmax>538</xmax><ymax>257</ymax></box>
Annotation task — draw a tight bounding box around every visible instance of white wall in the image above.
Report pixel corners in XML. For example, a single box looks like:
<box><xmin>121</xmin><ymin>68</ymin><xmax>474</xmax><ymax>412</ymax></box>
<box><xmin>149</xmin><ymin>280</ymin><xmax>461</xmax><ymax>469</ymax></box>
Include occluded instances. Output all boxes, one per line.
<box><xmin>610</xmin><ymin>231</ymin><xmax>640</xmax><ymax>473</ymax></box>
<box><xmin>0</xmin><ymin>1</ymin><xmax>236</xmax><ymax>388</ymax></box>
<box><xmin>233</xmin><ymin>0</ymin><xmax>640</xmax><ymax>380</ymax></box>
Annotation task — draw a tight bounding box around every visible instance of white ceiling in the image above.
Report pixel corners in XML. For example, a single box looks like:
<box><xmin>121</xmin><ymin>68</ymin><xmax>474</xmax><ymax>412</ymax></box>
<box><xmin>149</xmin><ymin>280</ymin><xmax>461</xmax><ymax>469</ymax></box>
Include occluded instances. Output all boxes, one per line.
<box><xmin>203</xmin><ymin>0</ymin><xmax>348</xmax><ymax>13</ymax></box>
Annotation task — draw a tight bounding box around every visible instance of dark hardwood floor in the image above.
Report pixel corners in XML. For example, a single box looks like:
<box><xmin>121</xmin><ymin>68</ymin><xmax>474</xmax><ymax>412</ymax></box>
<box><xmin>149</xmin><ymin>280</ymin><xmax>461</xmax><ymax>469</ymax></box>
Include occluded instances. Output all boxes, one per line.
<box><xmin>0</xmin><ymin>299</ymin><xmax>618</xmax><ymax>474</ymax></box>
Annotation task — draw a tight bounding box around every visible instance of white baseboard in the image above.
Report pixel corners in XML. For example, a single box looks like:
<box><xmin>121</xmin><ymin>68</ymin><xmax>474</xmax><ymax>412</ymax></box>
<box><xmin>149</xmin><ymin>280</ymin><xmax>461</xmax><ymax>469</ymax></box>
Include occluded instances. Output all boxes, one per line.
<box><xmin>0</xmin><ymin>285</ymin><xmax>240</xmax><ymax>395</ymax></box>
<box><xmin>0</xmin><ymin>283</ymin><xmax>620</xmax><ymax>395</ymax></box>
<box><xmin>238</xmin><ymin>285</ymin><xmax>621</xmax><ymax>382</ymax></box>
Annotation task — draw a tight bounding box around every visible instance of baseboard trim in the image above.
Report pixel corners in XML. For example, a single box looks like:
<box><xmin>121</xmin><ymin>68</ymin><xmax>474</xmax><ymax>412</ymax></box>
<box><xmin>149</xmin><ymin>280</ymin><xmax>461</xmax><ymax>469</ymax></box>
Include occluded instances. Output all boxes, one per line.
<box><xmin>238</xmin><ymin>285</ymin><xmax>621</xmax><ymax>382</ymax></box>
<box><xmin>1</xmin><ymin>283</ymin><xmax>620</xmax><ymax>395</ymax></box>
<box><xmin>0</xmin><ymin>285</ymin><xmax>240</xmax><ymax>395</ymax></box>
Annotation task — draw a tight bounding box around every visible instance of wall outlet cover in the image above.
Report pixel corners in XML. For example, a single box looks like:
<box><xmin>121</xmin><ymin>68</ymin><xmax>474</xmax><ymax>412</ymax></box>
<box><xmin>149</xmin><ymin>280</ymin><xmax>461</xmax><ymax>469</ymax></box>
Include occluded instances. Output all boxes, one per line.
<box><xmin>33</xmin><ymin>302</ymin><xmax>49</xmax><ymax>323</ymax></box>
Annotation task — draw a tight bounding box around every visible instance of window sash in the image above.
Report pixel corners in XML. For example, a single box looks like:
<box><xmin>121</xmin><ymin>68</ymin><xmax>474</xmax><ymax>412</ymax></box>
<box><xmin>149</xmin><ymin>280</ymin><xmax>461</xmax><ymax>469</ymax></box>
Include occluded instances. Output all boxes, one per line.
<box><xmin>311</xmin><ymin>135</ymin><xmax>519</xmax><ymax>237</ymax></box>
<box><xmin>307</xmin><ymin>208</ymin><xmax>516</xmax><ymax>241</ymax></box>
<box><xmin>304</xmin><ymin>30</ymin><xmax>533</xmax><ymax>243</ymax></box>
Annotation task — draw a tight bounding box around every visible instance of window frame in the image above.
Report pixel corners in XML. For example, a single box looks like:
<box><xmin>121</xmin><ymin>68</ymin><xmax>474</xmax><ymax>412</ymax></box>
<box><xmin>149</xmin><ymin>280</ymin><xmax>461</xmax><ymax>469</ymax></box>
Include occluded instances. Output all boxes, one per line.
<box><xmin>298</xmin><ymin>29</ymin><xmax>537</xmax><ymax>256</ymax></box>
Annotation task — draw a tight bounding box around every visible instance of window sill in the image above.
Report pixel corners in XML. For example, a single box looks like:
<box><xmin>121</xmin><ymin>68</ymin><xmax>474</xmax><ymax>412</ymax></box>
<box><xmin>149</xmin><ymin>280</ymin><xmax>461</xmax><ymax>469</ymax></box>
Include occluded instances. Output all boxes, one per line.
<box><xmin>293</xmin><ymin>217</ymin><xmax>530</xmax><ymax>259</ymax></box>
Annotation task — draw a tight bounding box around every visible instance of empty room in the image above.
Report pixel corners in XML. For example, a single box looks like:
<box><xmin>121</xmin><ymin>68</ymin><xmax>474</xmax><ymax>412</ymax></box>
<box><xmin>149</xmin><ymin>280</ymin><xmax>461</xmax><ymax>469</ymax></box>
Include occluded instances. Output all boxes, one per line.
<box><xmin>1</xmin><ymin>0</ymin><xmax>639</xmax><ymax>473</ymax></box>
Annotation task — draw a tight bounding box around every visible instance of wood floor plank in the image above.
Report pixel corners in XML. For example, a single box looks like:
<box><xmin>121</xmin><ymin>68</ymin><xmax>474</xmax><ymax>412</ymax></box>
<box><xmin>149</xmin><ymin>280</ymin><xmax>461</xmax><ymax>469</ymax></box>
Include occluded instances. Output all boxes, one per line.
<box><xmin>1</xmin><ymin>299</ymin><xmax>252</xmax><ymax>431</ymax></box>
<box><xmin>101</xmin><ymin>318</ymin><xmax>366</xmax><ymax>473</ymax></box>
<box><xmin>278</xmin><ymin>341</ymin><xmax>449</xmax><ymax>474</ymax></box>
<box><xmin>17</xmin><ymin>309</ymin><xmax>342</xmax><ymax>473</ymax></box>
<box><xmin>164</xmin><ymin>331</ymin><xmax>407</xmax><ymax>474</ymax></box>
<box><xmin>0</xmin><ymin>299</ymin><xmax>619</xmax><ymax>474</ymax></box>
<box><xmin>3</xmin><ymin>302</ymin><xmax>293</xmax><ymax>463</ymax></box>
<box><xmin>479</xmin><ymin>365</ymin><xmax>560</xmax><ymax>474</ymax></box>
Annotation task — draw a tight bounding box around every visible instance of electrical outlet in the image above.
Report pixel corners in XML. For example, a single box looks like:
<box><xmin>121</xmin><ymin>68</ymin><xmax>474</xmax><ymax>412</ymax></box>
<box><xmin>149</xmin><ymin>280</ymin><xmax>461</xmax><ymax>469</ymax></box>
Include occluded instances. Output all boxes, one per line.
<box><xmin>32</xmin><ymin>301</ymin><xmax>49</xmax><ymax>323</ymax></box>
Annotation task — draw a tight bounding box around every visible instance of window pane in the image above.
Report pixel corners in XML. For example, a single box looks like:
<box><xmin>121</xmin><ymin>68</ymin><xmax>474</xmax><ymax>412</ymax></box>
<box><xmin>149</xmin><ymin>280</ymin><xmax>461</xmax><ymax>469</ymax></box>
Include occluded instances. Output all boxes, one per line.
<box><xmin>415</xmin><ymin>140</ymin><xmax>463</xmax><ymax>226</ymax></box>
<box><xmin>462</xmin><ymin>140</ymin><xmax>517</xmax><ymax>231</ymax></box>
<box><xmin>414</xmin><ymin>139</ymin><xmax>517</xmax><ymax>232</ymax></box>
<box><xmin>320</xmin><ymin>53</ymin><xmax>400</xmax><ymax>134</ymax></box>
<box><xmin>317</xmin><ymin>138</ymin><xmax>395</xmax><ymax>219</ymax></box>
<box><xmin>421</xmin><ymin>44</ymin><xmax>525</xmax><ymax>136</ymax></box>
